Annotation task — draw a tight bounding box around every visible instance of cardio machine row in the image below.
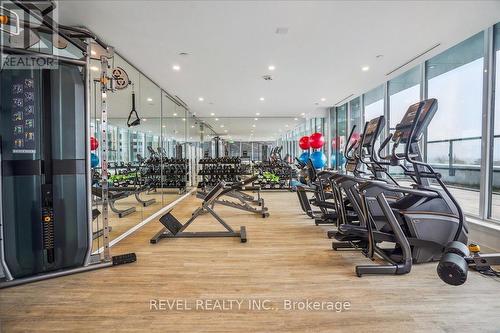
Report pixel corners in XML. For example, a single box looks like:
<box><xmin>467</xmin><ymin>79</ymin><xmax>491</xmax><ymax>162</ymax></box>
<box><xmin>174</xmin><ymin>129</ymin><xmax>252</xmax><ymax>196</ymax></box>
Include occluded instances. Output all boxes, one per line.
<box><xmin>296</xmin><ymin>98</ymin><xmax>500</xmax><ymax>285</ymax></box>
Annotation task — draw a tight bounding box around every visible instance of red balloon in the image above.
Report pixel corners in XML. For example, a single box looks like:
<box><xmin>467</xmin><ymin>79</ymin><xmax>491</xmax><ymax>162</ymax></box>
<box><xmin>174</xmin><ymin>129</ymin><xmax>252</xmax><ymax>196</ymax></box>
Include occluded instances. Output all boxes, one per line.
<box><xmin>299</xmin><ymin>136</ymin><xmax>310</xmax><ymax>150</ymax></box>
<box><xmin>350</xmin><ymin>132</ymin><xmax>361</xmax><ymax>144</ymax></box>
<box><xmin>90</xmin><ymin>136</ymin><xmax>99</xmax><ymax>151</ymax></box>
<box><xmin>309</xmin><ymin>132</ymin><xmax>325</xmax><ymax>149</ymax></box>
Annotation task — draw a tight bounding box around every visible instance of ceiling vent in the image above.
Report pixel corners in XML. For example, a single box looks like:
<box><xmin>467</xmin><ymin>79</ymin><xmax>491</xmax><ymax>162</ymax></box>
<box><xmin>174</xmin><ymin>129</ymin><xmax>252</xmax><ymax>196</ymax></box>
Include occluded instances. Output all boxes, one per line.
<box><xmin>262</xmin><ymin>75</ymin><xmax>273</xmax><ymax>81</ymax></box>
<box><xmin>275</xmin><ymin>27</ymin><xmax>289</xmax><ymax>35</ymax></box>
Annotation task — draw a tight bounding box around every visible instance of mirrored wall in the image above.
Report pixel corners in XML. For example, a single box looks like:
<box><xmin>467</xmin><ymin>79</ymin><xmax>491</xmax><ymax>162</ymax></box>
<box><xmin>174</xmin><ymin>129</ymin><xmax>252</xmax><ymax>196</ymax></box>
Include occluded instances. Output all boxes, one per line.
<box><xmin>89</xmin><ymin>53</ymin><xmax>192</xmax><ymax>248</ymax></box>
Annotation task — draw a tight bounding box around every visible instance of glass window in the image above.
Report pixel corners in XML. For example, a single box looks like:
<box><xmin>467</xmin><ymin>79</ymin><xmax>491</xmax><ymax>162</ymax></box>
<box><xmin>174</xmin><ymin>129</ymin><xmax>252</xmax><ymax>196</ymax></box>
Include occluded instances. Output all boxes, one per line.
<box><xmin>426</xmin><ymin>32</ymin><xmax>484</xmax><ymax>216</ymax></box>
<box><xmin>491</xmin><ymin>24</ymin><xmax>500</xmax><ymax>219</ymax></box>
<box><xmin>349</xmin><ymin>97</ymin><xmax>362</xmax><ymax>136</ymax></box>
<box><xmin>363</xmin><ymin>85</ymin><xmax>384</xmax><ymax>121</ymax></box>
<box><xmin>388</xmin><ymin>66</ymin><xmax>421</xmax><ymax>129</ymax></box>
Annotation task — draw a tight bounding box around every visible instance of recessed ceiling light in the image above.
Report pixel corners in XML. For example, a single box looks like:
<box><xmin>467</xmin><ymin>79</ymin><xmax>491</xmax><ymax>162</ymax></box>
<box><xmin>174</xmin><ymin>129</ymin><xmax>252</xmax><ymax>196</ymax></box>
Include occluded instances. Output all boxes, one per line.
<box><xmin>198</xmin><ymin>97</ymin><xmax>204</xmax><ymax>102</ymax></box>
<box><xmin>320</xmin><ymin>97</ymin><xmax>326</xmax><ymax>102</ymax></box>
<box><xmin>210</xmin><ymin>113</ymin><xmax>215</xmax><ymax>116</ymax></box>
<box><xmin>268</xmin><ymin>65</ymin><xmax>275</xmax><ymax>71</ymax></box>
<box><xmin>252</xmin><ymin>124</ymin><xmax>256</xmax><ymax>128</ymax></box>
<box><xmin>142</xmin><ymin>118</ymin><xmax>147</xmax><ymax>122</ymax></box>
<box><xmin>254</xmin><ymin>118</ymin><xmax>258</xmax><ymax>121</ymax></box>
<box><xmin>147</xmin><ymin>97</ymin><xmax>153</xmax><ymax>102</ymax></box>
<box><xmin>173</xmin><ymin>113</ymin><xmax>177</xmax><ymax>116</ymax></box>
<box><xmin>162</xmin><ymin>125</ymin><xmax>166</xmax><ymax>128</ymax></box>
<box><xmin>172</xmin><ymin>64</ymin><xmax>181</xmax><ymax>71</ymax></box>
<box><xmin>215</xmin><ymin>118</ymin><xmax>219</xmax><ymax>121</ymax></box>
<box><xmin>300</xmin><ymin>112</ymin><xmax>305</xmax><ymax>116</ymax></box>
<box><xmin>256</xmin><ymin>112</ymin><xmax>260</xmax><ymax>116</ymax></box>
<box><xmin>90</xmin><ymin>66</ymin><xmax>99</xmax><ymax>71</ymax></box>
<box><xmin>259</xmin><ymin>97</ymin><xmax>265</xmax><ymax>101</ymax></box>
<box><xmin>191</xmin><ymin>125</ymin><xmax>195</xmax><ymax>128</ymax></box>
<box><xmin>182</xmin><ymin>118</ymin><xmax>186</xmax><ymax>121</ymax></box>
<box><xmin>224</xmin><ymin>129</ymin><xmax>228</xmax><ymax>133</ymax></box>
<box><xmin>220</xmin><ymin>125</ymin><xmax>224</xmax><ymax>128</ymax></box>
<box><xmin>361</xmin><ymin>66</ymin><xmax>370</xmax><ymax>71</ymax></box>
<box><xmin>294</xmin><ymin>118</ymin><xmax>298</xmax><ymax>121</ymax></box>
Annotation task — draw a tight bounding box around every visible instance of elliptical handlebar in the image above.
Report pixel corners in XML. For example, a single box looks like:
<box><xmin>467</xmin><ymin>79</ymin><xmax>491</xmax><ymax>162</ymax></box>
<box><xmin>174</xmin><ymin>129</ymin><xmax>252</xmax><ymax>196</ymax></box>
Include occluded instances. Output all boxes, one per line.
<box><xmin>377</xmin><ymin>133</ymin><xmax>393</xmax><ymax>161</ymax></box>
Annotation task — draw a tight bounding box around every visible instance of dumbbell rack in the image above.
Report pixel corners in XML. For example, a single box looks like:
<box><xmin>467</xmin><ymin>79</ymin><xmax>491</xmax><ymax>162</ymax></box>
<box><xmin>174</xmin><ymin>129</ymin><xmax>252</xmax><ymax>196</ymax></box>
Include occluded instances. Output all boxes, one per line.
<box><xmin>197</xmin><ymin>158</ymin><xmax>250</xmax><ymax>188</ymax></box>
<box><xmin>252</xmin><ymin>162</ymin><xmax>296</xmax><ymax>191</ymax></box>
<box><xmin>141</xmin><ymin>158</ymin><xmax>189</xmax><ymax>194</ymax></box>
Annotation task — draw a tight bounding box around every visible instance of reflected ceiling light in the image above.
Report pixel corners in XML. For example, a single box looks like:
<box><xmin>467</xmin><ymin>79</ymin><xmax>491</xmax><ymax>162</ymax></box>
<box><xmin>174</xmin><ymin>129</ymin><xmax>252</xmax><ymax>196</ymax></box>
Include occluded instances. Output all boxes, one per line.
<box><xmin>361</xmin><ymin>65</ymin><xmax>370</xmax><ymax>71</ymax></box>
<box><xmin>173</xmin><ymin>113</ymin><xmax>177</xmax><ymax>116</ymax></box>
<box><xmin>252</xmin><ymin>124</ymin><xmax>256</xmax><ymax>128</ymax></box>
<box><xmin>90</xmin><ymin>50</ymin><xmax>96</xmax><ymax>56</ymax></box>
<box><xmin>301</xmin><ymin>112</ymin><xmax>305</xmax><ymax>116</ymax></box>
<box><xmin>172</xmin><ymin>64</ymin><xmax>181</xmax><ymax>71</ymax></box>
<box><xmin>256</xmin><ymin>112</ymin><xmax>260</xmax><ymax>116</ymax></box>
<box><xmin>162</xmin><ymin>125</ymin><xmax>166</xmax><ymax>128</ymax></box>
<box><xmin>90</xmin><ymin>66</ymin><xmax>99</xmax><ymax>71</ymax></box>
<box><xmin>268</xmin><ymin>65</ymin><xmax>275</xmax><ymax>71</ymax></box>
<box><xmin>210</xmin><ymin>112</ymin><xmax>215</xmax><ymax>116</ymax></box>
<box><xmin>215</xmin><ymin>118</ymin><xmax>219</xmax><ymax>121</ymax></box>
<box><xmin>182</xmin><ymin>118</ymin><xmax>186</xmax><ymax>121</ymax></box>
<box><xmin>285</xmin><ymin>124</ymin><xmax>289</xmax><ymax>127</ymax></box>
<box><xmin>191</xmin><ymin>125</ymin><xmax>195</xmax><ymax>128</ymax></box>
<box><xmin>259</xmin><ymin>97</ymin><xmax>265</xmax><ymax>101</ymax></box>
<box><xmin>320</xmin><ymin>97</ymin><xmax>326</xmax><ymax>102</ymax></box>
<box><xmin>147</xmin><ymin>97</ymin><xmax>153</xmax><ymax>102</ymax></box>
<box><xmin>294</xmin><ymin>118</ymin><xmax>298</xmax><ymax>121</ymax></box>
<box><xmin>220</xmin><ymin>125</ymin><xmax>224</xmax><ymax>128</ymax></box>
<box><xmin>198</xmin><ymin>97</ymin><xmax>204</xmax><ymax>101</ymax></box>
<box><xmin>224</xmin><ymin>129</ymin><xmax>228</xmax><ymax>133</ymax></box>
<box><xmin>142</xmin><ymin>118</ymin><xmax>147</xmax><ymax>121</ymax></box>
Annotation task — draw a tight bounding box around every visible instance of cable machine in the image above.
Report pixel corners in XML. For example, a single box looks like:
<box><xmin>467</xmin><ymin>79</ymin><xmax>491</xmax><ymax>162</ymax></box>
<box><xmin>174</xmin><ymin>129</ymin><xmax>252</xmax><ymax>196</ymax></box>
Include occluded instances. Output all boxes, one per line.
<box><xmin>0</xmin><ymin>0</ymin><xmax>136</xmax><ymax>288</ymax></box>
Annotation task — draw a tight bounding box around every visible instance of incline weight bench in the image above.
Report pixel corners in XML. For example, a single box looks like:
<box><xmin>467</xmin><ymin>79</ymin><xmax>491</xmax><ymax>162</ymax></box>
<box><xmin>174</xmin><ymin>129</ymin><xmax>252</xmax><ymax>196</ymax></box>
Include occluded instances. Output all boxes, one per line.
<box><xmin>92</xmin><ymin>186</ymin><xmax>136</xmax><ymax>218</ymax></box>
<box><xmin>150</xmin><ymin>181</ymin><xmax>247</xmax><ymax>243</ymax></box>
<box><xmin>197</xmin><ymin>175</ymin><xmax>269</xmax><ymax>218</ymax></box>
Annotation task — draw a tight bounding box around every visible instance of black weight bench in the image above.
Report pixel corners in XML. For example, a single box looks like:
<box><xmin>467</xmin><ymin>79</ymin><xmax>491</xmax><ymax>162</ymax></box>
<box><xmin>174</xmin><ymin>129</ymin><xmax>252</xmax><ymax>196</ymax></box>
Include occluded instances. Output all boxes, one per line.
<box><xmin>197</xmin><ymin>175</ymin><xmax>269</xmax><ymax>218</ymax></box>
<box><xmin>92</xmin><ymin>187</ymin><xmax>136</xmax><ymax>218</ymax></box>
<box><xmin>150</xmin><ymin>181</ymin><xmax>247</xmax><ymax>243</ymax></box>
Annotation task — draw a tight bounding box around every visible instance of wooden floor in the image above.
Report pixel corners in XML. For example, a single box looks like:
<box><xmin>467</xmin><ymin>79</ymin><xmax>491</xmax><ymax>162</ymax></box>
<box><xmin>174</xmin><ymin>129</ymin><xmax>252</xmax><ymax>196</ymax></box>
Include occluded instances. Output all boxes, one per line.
<box><xmin>2</xmin><ymin>191</ymin><xmax>500</xmax><ymax>332</ymax></box>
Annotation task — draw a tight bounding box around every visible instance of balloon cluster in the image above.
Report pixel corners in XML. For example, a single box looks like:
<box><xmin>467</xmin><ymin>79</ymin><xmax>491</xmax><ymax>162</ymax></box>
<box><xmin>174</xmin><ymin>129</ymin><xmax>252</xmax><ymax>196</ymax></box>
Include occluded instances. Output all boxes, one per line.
<box><xmin>90</xmin><ymin>136</ymin><xmax>100</xmax><ymax>168</ymax></box>
<box><xmin>298</xmin><ymin>132</ymin><xmax>327</xmax><ymax>169</ymax></box>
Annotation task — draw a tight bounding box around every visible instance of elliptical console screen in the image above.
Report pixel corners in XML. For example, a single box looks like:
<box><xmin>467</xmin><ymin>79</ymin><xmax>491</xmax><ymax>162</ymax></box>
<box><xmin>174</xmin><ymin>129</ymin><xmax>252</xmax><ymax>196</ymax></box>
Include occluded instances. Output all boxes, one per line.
<box><xmin>393</xmin><ymin>98</ymin><xmax>437</xmax><ymax>143</ymax></box>
<box><xmin>362</xmin><ymin>116</ymin><xmax>384</xmax><ymax>148</ymax></box>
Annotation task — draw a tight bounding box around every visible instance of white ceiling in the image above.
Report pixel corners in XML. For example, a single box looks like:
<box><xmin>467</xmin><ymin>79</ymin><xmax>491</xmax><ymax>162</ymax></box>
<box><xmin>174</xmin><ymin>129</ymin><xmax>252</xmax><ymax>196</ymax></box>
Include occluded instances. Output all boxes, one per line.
<box><xmin>59</xmin><ymin>0</ymin><xmax>500</xmax><ymax>119</ymax></box>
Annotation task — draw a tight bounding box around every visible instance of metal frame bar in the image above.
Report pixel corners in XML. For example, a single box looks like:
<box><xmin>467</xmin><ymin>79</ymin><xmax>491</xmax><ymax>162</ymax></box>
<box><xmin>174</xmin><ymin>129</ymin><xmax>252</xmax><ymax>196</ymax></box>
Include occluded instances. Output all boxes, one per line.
<box><xmin>480</xmin><ymin>27</ymin><xmax>495</xmax><ymax>219</ymax></box>
<box><xmin>83</xmin><ymin>39</ymin><xmax>93</xmax><ymax>266</ymax></box>
<box><xmin>99</xmin><ymin>54</ymin><xmax>111</xmax><ymax>261</ymax></box>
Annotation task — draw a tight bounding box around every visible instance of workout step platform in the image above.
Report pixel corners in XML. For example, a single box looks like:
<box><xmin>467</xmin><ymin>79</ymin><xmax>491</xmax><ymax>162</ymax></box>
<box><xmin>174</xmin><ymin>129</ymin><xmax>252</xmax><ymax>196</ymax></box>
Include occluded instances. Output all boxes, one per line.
<box><xmin>112</xmin><ymin>253</ymin><xmax>137</xmax><ymax>265</ymax></box>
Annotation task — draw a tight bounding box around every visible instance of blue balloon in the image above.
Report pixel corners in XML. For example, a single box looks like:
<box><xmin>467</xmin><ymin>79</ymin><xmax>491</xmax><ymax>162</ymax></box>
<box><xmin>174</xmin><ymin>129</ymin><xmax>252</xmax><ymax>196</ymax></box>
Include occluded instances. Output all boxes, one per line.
<box><xmin>299</xmin><ymin>151</ymin><xmax>310</xmax><ymax>164</ymax></box>
<box><xmin>311</xmin><ymin>151</ymin><xmax>327</xmax><ymax>169</ymax></box>
<box><xmin>330</xmin><ymin>151</ymin><xmax>346</xmax><ymax>167</ymax></box>
<box><xmin>91</xmin><ymin>153</ymin><xmax>100</xmax><ymax>168</ymax></box>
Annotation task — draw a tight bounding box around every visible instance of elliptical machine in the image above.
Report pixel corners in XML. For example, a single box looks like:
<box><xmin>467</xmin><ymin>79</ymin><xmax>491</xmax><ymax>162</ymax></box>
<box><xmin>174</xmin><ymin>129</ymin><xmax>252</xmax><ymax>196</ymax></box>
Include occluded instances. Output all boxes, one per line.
<box><xmin>354</xmin><ymin>98</ymin><xmax>468</xmax><ymax>276</ymax></box>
